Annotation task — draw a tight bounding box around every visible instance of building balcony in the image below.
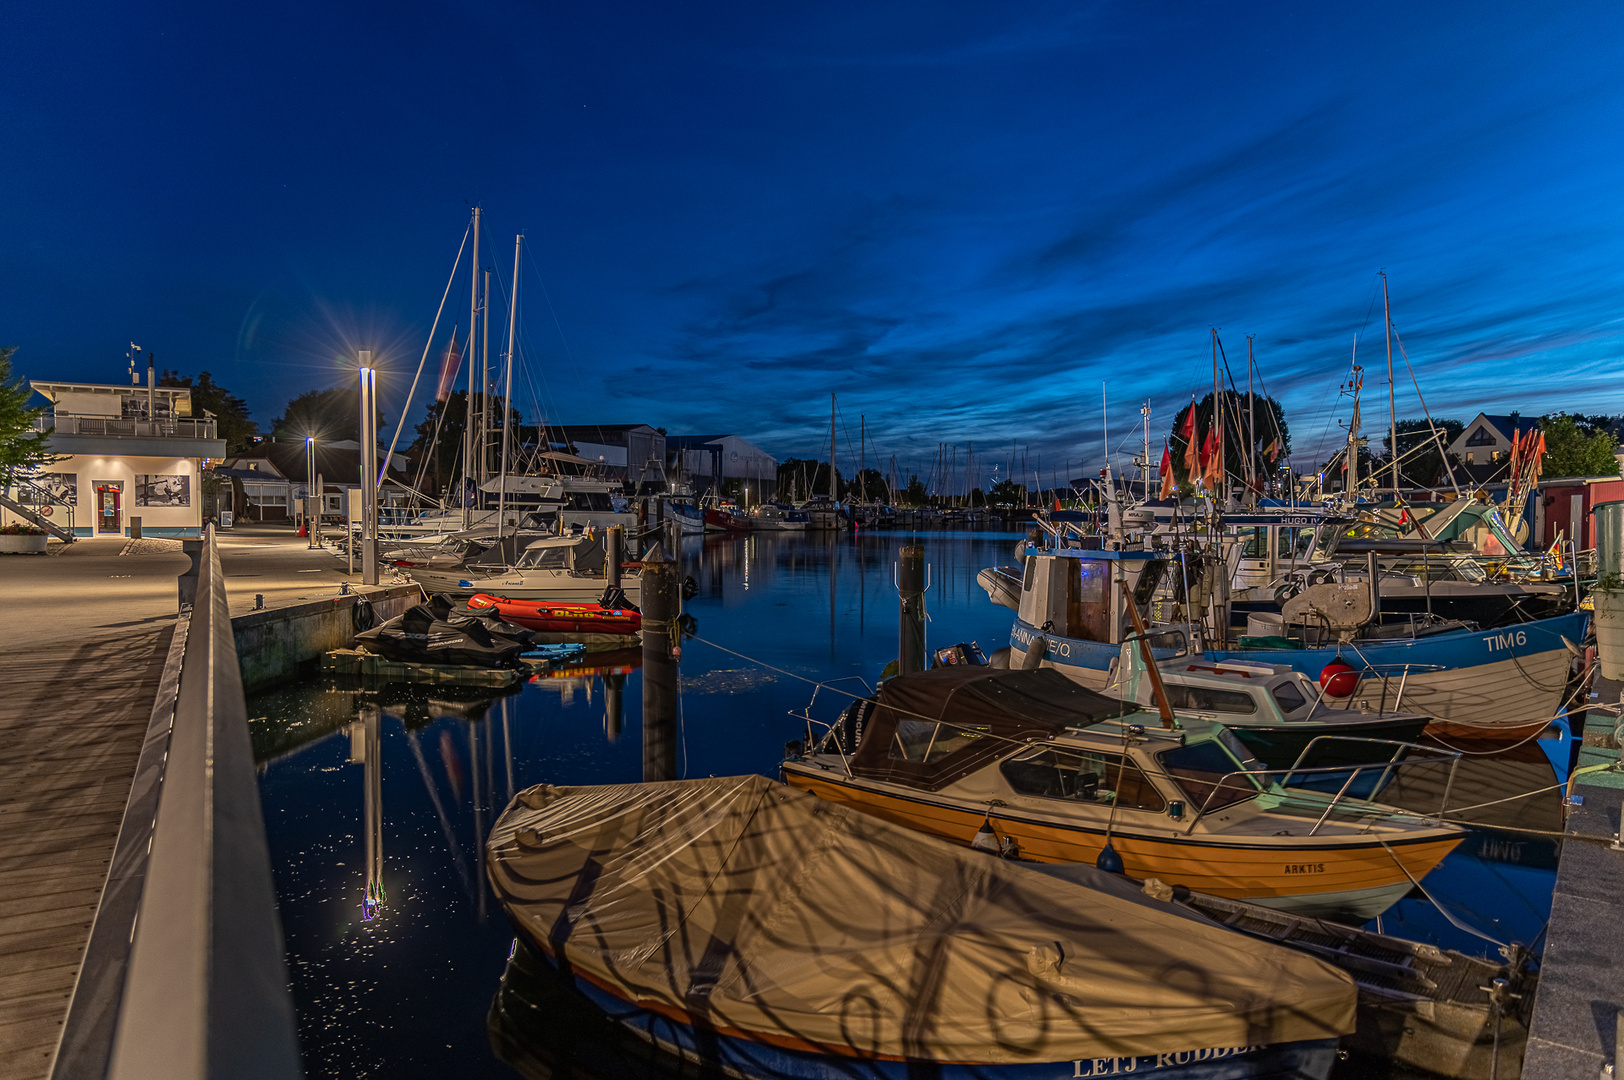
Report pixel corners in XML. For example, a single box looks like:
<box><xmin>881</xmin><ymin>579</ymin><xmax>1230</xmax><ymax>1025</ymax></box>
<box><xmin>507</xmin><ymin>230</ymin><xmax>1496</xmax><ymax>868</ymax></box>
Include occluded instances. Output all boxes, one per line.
<box><xmin>35</xmin><ymin>412</ymin><xmax>226</xmax><ymax>458</ymax></box>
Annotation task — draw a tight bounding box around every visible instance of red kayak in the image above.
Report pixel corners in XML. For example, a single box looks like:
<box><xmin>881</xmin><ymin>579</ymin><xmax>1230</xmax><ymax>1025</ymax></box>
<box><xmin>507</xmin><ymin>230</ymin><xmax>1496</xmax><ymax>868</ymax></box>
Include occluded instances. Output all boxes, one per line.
<box><xmin>468</xmin><ymin>593</ymin><xmax>642</xmax><ymax>634</ymax></box>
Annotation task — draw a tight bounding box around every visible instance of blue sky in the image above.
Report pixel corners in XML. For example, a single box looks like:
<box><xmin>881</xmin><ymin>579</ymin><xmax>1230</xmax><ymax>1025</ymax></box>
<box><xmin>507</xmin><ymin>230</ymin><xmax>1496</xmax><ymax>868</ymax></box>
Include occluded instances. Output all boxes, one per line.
<box><xmin>3</xmin><ymin>2</ymin><xmax>1622</xmax><ymax>486</ymax></box>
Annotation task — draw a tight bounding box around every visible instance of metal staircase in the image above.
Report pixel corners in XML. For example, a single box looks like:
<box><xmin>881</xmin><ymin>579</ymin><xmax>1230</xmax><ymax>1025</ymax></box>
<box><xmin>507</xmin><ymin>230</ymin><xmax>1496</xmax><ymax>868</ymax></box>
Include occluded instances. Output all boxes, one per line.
<box><xmin>0</xmin><ymin>477</ymin><xmax>76</xmax><ymax>542</ymax></box>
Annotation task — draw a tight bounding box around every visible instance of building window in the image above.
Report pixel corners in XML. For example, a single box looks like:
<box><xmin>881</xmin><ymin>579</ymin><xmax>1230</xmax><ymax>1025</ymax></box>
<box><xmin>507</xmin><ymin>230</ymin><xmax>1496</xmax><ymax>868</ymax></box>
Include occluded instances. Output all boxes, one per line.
<box><xmin>1465</xmin><ymin>426</ymin><xmax>1499</xmax><ymax>447</ymax></box>
<box><xmin>1466</xmin><ymin>452</ymin><xmax>1474</xmax><ymax>464</ymax></box>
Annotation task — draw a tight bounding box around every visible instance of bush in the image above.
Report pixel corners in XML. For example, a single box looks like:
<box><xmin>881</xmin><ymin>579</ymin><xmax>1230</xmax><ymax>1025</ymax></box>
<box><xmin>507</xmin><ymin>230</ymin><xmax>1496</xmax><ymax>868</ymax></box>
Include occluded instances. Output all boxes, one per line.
<box><xmin>1</xmin><ymin>523</ymin><xmax>47</xmax><ymax>536</ymax></box>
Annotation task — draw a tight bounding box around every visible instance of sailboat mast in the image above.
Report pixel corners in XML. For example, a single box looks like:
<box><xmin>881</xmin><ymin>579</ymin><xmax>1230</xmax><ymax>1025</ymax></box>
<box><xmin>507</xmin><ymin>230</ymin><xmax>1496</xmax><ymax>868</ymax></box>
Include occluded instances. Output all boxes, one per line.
<box><xmin>497</xmin><ymin>234</ymin><xmax>521</xmax><ymax>530</ymax></box>
<box><xmin>859</xmin><ymin>415</ymin><xmax>866</xmax><ymax>503</ymax></box>
<box><xmin>1246</xmin><ymin>337</ymin><xmax>1256</xmax><ymax>495</ymax></box>
<box><xmin>477</xmin><ymin>267</ymin><xmax>490</xmax><ymax>487</ymax></box>
<box><xmin>1382</xmin><ymin>271</ymin><xmax>1398</xmax><ymax>496</ymax></box>
<box><xmin>1211</xmin><ymin>329</ymin><xmax>1221</xmax><ymax>502</ymax></box>
<box><xmin>829</xmin><ymin>393</ymin><xmax>837</xmax><ymax>502</ymax></box>
<box><xmin>463</xmin><ymin>207</ymin><xmax>481</xmax><ymax>528</ymax></box>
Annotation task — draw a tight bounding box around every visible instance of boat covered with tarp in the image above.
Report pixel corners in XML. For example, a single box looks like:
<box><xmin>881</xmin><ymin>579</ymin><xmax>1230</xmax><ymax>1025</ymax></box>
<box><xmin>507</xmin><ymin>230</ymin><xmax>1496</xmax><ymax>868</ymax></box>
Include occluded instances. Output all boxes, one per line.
<box><xmin>486</xmin><ymin>773</ymin><xmax>1356</xmax><ymax>1079</ymax></box>
<box><xmin>355</xmin><ymin>602</ymin><xmax>527</xmax><ymax>668</ymax></box>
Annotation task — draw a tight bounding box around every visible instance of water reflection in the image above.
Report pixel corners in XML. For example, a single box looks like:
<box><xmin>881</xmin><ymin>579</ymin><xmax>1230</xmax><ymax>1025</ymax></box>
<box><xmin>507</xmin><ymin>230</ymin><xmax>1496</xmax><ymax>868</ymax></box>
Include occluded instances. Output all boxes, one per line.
<box><xmin>251</xmin><ymin>528</ymin><xmax>1553</xmax><ymax>1079</ymax></box>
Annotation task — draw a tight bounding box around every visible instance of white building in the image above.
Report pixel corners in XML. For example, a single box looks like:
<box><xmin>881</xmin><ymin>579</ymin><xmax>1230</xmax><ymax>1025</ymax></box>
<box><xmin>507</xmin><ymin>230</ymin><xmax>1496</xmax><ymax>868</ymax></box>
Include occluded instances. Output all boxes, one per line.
<box><xmin>2</xmin><ymin>379</ymin><xmax>225</xmax><ymax>538</ymax></box>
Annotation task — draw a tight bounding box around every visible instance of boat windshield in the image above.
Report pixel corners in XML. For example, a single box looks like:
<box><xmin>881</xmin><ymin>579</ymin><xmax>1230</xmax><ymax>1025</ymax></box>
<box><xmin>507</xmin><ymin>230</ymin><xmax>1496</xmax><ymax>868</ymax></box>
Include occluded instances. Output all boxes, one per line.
<box><xmin>1000</xmin><ymin>747</ymin><xmax>1166</xmax><ymax>810</ymax></box>
<box><xmin>1156</xmin><ymin>740</ymin><xmax>1260</xmax><ymax>811</ymax></box>
<box><xmin>517</xmin><ymin>545</ymin><xmax>573</xmax><ymax>569</ymax></box>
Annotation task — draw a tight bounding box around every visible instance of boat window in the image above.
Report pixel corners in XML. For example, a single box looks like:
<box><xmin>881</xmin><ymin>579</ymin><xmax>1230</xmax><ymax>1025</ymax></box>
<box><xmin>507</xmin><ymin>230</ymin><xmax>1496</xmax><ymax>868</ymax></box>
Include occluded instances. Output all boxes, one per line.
<box><xmin>519</xmin><ymin>545</ymin><xmax>572</xmax><ymax>569</ymax></box>
<box><xmin>1156</xmin><ymin>741</ymin><xmax>1259</xmax><ymax>811</ymax></box>
<box><xmin>1000</xmin><ymin>747</ymin><xmax>1165</xmax><ymax>810</ymax></box>
<box><xmin>1131</xmin><ymin>559</ymin><xmax>1167</xmax><ymax>606</ymax></box>
<box><xmin>1241</xmin><ymin>527</ymin><xmax>1268</xmax><ymax>559</ymax></box>
<box><xmin>1022</xmin><ymin>557</ymin><xmax>1036</xmax><ymax>592</ymax></box>
<box><xmin>1270</xmin><ymin>680</ymin><xmax>1308</xmax><ymax>715</ymax></box>
<box><xmin>1163</xmin><ymin>684</ymin><xmax>1257</xmax><ymax>714</ymax></box>
<box><xmin>889</xmin><ymin>719</ymin><xmax>986</xmax><ymax>763</ymax></box>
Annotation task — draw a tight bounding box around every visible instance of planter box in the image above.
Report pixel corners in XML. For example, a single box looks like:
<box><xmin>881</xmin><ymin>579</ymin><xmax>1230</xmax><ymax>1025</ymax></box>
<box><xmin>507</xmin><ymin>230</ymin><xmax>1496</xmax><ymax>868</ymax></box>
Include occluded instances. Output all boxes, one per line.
<box><xmin>0</xmin><ymin>534</ymin><xmax>48</xmax><ymax>554</ymax></box>
<box><xmin>1594</xmin><ymin>590</ymin><xmax>1624</xmax><ymax>680</ymax></box>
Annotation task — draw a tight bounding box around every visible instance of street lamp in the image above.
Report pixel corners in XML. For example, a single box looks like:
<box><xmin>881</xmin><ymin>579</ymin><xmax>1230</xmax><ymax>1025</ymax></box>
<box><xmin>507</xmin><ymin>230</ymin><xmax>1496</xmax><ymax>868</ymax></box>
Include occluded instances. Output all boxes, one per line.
<box><xmin>306</xmin><ymin>435</ymin><xmax>318</xmax><ymax>548</ymax></box>
<box><xmin>358</xmin><ymin>353</ymin><xmax>378</xmax><ymax>585</ymax></box>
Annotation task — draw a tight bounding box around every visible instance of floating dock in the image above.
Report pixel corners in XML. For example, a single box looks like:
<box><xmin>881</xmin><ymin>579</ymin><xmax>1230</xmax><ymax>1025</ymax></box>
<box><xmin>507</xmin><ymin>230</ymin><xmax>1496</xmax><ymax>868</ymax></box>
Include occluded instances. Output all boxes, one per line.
<box><xmin>321</xmin><ymin>648</ymin><xmax>549</xmax><ymax>687</ymax></box>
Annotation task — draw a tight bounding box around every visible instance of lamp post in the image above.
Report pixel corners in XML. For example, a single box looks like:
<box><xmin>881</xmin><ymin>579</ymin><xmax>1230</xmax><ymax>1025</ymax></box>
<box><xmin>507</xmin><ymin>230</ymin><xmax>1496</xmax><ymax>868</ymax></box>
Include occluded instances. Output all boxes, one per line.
<box><xmin>306</xmin><ymin>435</ymin><xmax>318</xmax><ymax>549</ymax></box>
<box><xmin>359</xmin><ymin>352</ymin><xmax>379</xmax><ymax>585</ymax></box>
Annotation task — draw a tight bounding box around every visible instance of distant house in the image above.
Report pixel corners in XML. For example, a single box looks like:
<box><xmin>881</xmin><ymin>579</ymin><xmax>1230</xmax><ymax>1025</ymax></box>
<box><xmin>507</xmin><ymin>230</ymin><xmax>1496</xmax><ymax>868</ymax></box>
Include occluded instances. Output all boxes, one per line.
<box><xmin>1447</xmin><ymin>413</ymin><xmax>1542</xmax><ymax>484</ymax></box>
<box><xmin>220</xmin><ymin>441</ymin><xmax>410</xmax><ymax>521</ymax></box>
<box><xmin>665</xmin><ymin>434</ymin><xmax>778</xmax><ymax>498</ymax></box>
<box><xmin>546</xmin><ymin>425</ymin><xmax>667</xmax><ymax>485</ymax></box>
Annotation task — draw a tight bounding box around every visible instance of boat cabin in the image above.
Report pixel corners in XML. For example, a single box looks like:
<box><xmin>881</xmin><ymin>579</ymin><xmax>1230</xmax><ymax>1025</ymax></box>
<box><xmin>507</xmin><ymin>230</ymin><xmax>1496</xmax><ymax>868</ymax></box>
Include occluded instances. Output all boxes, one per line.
<box><xmin>1015</xmin><ymin>548</ymin><xmax>1168</xmax><ymax>645</ymax></box>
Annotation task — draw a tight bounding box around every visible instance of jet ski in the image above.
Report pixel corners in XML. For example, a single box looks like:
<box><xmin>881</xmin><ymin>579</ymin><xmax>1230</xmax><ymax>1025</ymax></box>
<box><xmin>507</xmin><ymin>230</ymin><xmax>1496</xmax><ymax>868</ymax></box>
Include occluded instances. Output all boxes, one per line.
<box><xmin>355</xmin><ymin>602</ymin><xmax>527</xmax><ymax>668</ymax></box>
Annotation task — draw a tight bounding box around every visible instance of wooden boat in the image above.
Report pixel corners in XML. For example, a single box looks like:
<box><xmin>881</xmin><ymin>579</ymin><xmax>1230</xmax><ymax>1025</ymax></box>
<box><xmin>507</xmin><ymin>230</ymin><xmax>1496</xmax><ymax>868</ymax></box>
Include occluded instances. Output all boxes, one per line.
<box><xmin>487</xmin><ymin>774</ymin><xmax>1355</xmax><ymax>1079</ymax></box>
<box><xmin>783</xmin><ymin>666</ymin><xmax>1465</xmax><ymax>921</ymax></box>
<box><xmin>468</xmin><ymin>593</ymin><xmax>642</xmax><ymax>635</ymax></box>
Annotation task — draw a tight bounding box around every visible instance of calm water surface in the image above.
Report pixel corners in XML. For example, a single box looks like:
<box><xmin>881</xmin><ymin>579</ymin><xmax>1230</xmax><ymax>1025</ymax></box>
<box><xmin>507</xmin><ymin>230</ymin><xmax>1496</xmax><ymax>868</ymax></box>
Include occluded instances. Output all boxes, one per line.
<box><xmin>250</xmin><ymin>529</ymin><xmax>1562</xmax><ymax>1079</ymax></box>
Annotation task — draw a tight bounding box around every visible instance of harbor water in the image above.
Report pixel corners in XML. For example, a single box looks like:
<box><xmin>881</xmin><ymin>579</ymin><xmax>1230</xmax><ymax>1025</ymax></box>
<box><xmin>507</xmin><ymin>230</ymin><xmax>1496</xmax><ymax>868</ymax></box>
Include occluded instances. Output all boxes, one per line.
<box><xmin>249</xmin><ymin>528</ymin><xmax>1565</xmax><ymax>1079</ymax></box>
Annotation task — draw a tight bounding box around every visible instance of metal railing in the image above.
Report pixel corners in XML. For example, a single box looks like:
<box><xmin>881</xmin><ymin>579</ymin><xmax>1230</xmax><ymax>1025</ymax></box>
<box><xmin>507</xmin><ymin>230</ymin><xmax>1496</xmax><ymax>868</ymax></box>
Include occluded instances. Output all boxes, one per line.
<box><xmin>35</xmin><ymin>413</ymin><xmax>219</xmax><ymax>440</ymax></box>
<box><xmin>50</xmin><ymin>525</ymin><xmax>302</xmax><ymax>1080</ymax></box>
<box><xmin>1181</xmin><ymin>736</ymin><xmax>1461</xmax><ymax>836</ymax></box>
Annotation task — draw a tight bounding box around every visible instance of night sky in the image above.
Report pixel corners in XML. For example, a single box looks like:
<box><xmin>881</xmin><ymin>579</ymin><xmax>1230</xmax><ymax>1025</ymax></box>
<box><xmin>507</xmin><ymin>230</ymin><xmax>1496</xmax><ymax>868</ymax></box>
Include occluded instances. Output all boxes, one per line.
<box><xmin>4</xmin><ymin>2</ymin><xmax>1622</xmax><ymax>484</ymax></box>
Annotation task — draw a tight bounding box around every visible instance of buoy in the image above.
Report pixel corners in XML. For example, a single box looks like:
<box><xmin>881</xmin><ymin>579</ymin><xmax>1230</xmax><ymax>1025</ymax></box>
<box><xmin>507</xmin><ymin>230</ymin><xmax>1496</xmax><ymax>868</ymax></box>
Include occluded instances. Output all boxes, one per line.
<box><xmin>1095</xmin><ymin>840</ymin><xmax>1125</xmax><ymax>874</ymax></box>
<box><xmin>1319</xmin><ymin>660</ymin><xmax>1359</xmax><ymax>698</ymax></box>
<box><xmin>970</xmin><ymin>819</ymin><xmax>1002</xmax><ymax>854</ymax></box>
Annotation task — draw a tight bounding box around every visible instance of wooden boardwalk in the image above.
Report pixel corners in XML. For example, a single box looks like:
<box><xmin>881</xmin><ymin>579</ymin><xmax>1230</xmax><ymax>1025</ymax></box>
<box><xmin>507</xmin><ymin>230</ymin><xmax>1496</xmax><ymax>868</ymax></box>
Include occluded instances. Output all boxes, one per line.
<box><xmin>0</xmin><ymin>626</ymin><xmax>174</xmax><ymax>1080</ymax></box>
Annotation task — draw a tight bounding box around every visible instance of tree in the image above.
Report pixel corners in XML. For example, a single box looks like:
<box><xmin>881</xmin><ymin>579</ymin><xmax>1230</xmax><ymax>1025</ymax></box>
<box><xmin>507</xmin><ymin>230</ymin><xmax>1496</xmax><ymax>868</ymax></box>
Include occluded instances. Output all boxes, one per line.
<box><xmin>987</xmin><ymin>479</ymin><xmax>1026</xmax><ymax>508</ymax></box>
<box><xmin>1166</xmin><ymin>392</ymin><xmax>1290</xmax><ymax>494</ymax></box>
<box><xmin>1540</xmin><ymin>412</ymin><xmax>1620</xmax><ymax>478</ymax></box>
<box><xmin>407</xmin><ymin>391</ymin><xmax>468</xmax><ymax>492</ymax></box>
<box><xmin>902</xmin><ymin>474</ymin><xmax>927</xmax><ymax>507</ymax></box>
<box><xmin>849</xmin><ymin>467</ymin><xmax>888</xmax><ymax>502</ymax></box>
<box><xmin>0</xmin><ymin>346</ymin><xmax>55</xmax><ymax>486</ymax></box>
<box><xmin>270</xmin><ymin>386</ymin><xmax>388</xmax><ymax>443</ymax></box>
<box><xmin>1377</xmin><ymin>417</ymin><xmax>1465</xmax><ymax>488</ymax></box>
<box><xmin>159</xmin><ymin>369</ymin><xmax>258</xmax><ymax>454</ymax></box>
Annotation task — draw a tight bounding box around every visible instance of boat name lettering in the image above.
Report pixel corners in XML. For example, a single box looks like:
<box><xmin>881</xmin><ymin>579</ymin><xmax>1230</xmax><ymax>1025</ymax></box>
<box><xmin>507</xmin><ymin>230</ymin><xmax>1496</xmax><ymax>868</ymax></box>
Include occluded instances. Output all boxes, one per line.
<box><xmin>1283</xmin><ymin>863</ymin><xmax>1325</xmax><ymax>875</ymax></box>
<box><xmin>1071</xmin><ymin>1046</ymin><xmax>1251</xmax><ymax>1074</ymax></box>
<box><xmin>1484</xmin><ymin>630</ymin><xmax>1528</xmax><ymax>652</ymax></box>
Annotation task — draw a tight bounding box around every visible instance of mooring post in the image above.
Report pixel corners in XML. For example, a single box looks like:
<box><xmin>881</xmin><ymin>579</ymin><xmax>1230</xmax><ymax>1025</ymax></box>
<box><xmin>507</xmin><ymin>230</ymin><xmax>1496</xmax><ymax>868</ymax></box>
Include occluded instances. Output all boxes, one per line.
<box><xmin>898</xmin><ymin>542</ymin><xmax>926</xmax><ymax>675</ymax></box>
<box><xmin>606</xmin><ymin>524</ymin><xmax>624</xmax><ymax>592</ymax></box>
<box><xmin>641</xmin><ymin>545</ymin><xmax>680</xmax><ymax>781</ymax></box>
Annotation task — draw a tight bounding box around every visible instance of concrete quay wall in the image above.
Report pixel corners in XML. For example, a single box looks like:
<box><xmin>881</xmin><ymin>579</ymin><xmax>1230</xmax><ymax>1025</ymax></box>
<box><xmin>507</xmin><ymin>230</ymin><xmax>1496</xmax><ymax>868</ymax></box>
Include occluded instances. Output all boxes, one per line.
<box><xmin>232</xmin><ymin>584</ymin><xmax>421</xmax><ymax>693</ymax></box>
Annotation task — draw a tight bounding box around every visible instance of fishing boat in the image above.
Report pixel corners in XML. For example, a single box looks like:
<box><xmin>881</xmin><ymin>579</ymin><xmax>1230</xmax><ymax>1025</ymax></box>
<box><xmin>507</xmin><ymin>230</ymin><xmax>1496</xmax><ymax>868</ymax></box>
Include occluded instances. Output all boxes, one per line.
<box><xmin>1003</xmin><ymin>543</ymin><xmax>1587</xmax><ymax>740</ymax></box>
<box><xmin>663</xmin><ymin>499</ymin><xmax>708</xmax><ymax>534</ymax></box>
<box><xmin>487</xmin><ymin>773</ymin><xmax>1355</xmax><ymax>1079</ymax></box>
<box><xmin>467</xmin><ymin>593</ymin><xmax>642</xmax><ymax>635</ymax></box>
<box><xmin>408</xmin><ymin>534</ymin><xmax>642</xmax><ymax>604</ymax></box>
<box><xmin>704</xmin><ymin>499</ymin><xmax>751</xmax><ymax>533</ymax></box>
<box><xmin>783</xmin><ymin>666</ymin><xmax>1464</xmax><ymax>920</ymax></box>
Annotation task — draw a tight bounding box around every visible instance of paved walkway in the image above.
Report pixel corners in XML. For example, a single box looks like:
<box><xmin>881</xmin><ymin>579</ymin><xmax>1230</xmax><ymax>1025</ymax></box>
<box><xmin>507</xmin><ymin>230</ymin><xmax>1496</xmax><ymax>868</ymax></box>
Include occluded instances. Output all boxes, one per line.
<box><xmin>0</xmin><ymin>525</ymin><xmax>385</xmax><ymax>1080</ymax></box>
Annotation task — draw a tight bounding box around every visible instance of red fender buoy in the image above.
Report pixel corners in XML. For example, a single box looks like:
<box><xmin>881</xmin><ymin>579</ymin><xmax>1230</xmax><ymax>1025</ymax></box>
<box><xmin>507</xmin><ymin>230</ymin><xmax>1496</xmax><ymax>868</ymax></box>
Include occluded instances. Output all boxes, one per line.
<box><xmin>1319</xmin><ymin>660</ymin><xmax>1359</xmax><ymax>698</ymax></box>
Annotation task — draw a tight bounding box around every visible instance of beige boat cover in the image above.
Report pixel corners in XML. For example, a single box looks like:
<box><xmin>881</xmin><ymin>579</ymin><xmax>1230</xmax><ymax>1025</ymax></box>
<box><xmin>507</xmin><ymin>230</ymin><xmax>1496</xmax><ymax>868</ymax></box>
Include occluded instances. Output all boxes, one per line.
<box><xmin>486</xmin><ymin>774</ymin><xmax>1354</xmax><ymax>1064</ymax></box>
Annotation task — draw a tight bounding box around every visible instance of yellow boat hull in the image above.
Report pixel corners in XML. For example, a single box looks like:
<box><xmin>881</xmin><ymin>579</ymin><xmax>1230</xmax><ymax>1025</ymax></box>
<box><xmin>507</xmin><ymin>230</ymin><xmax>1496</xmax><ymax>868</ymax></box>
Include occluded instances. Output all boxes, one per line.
<box><xmin>785</xmin><ymin>769</ymin><xmax>1462</xmax><ymax>920</ymax></box>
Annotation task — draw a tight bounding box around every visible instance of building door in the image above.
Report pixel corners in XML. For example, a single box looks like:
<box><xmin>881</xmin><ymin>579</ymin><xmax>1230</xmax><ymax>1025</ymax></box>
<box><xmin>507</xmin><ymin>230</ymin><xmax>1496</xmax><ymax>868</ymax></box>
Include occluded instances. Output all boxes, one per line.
<box><xmin>95</xmin><ymin>482</ymin><xmax>123</xmax><ymax>534</ymax></box>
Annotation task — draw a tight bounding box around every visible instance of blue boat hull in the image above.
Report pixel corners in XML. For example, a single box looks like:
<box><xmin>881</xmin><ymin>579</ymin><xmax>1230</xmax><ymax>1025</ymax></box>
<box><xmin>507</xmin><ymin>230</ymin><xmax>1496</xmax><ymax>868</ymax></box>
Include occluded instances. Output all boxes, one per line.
<box><xmin>1009</xmin><ymin>611</ymin><xmax>1588</xmax><ymax>734</ymax></box>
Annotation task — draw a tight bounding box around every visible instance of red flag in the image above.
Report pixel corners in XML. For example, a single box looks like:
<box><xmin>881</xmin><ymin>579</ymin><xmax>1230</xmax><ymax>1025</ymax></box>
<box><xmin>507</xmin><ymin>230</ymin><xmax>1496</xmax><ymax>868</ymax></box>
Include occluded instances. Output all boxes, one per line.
<box><xmin>435</xmin><ymin>328</ymin><xmax>463</xmax><ymax>403</ymax></box>
<box><xmin>1180</xmin><ymin>406</ymin><xmax>1199</xmax><ymax>478</ymax></box>
<box><xmin>1159</xmin><ymin>444</ymin><xmax>1175</xmax><ymax>499</ymax></box>
<box><xmin>1264</xmin><ymin>438</ymin><xmax>1279</xmax><ymax>463</ymax></box>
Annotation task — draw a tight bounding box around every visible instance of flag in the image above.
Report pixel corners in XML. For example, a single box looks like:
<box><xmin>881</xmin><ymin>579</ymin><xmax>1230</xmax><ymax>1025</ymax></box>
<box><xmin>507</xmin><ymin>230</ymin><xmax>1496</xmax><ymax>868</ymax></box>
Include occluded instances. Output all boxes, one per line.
<box><xmin>435</xmin><ymin>328</ymin><xmax>462</xmax><ymax>402</ymax></box>
<box><xmin>1200</xmin><ymin>425</ymin><xmax>1220</xmax><ymax>488</ymax></box>
<box><xmin>1180</xmin><ymin>406</ymin><xmax>1199</xmax><ymax>479</ymax></box>
<box><xmin>1264</xmin><ymin>438</ymin><xmax>1279</xmax><ymax>463</ymax></box>
<box><xmin>1159</xmin><ymin>444</ymin><xmax>1175</xmax><ymax>499</ymax></box>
